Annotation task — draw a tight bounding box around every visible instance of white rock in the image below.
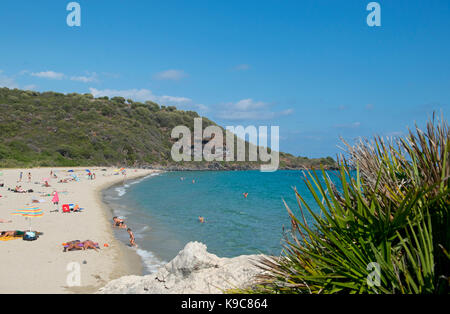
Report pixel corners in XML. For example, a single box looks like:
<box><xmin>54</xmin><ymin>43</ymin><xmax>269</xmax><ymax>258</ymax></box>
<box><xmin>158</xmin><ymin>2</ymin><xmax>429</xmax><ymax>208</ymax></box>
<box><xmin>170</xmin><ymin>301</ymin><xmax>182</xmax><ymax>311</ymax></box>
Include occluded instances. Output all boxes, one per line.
<box><xmin>98</xmin><ymin>241</ymin><xmax>265</xmax><ymax>294</ymax></box>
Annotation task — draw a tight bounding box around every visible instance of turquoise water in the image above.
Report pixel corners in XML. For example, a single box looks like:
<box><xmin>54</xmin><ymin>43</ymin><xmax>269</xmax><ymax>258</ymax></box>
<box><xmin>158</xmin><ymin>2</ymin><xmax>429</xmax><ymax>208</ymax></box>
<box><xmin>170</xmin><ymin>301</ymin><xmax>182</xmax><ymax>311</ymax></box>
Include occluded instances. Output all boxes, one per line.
<box><xmin>103</xmin><ymin>170</ymin><xmax>335</xmax><ymax>273</ymax></box>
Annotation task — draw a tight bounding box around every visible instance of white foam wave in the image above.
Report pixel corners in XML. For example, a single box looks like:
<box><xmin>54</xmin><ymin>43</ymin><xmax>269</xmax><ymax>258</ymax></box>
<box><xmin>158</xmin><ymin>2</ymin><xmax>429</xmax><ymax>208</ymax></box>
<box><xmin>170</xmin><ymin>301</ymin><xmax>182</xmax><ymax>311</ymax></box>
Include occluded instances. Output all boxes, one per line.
<box><xmin>114</xmin><ymin>172</ymin><xmax>161</xmax><ymax>197</ymax></box>
<box><xmin>135</xmin><ymin>248</ymin><xmax>167</xmax><ymax>274</ymax></box>
<box><xmin>113</xmin><ymin>208</ymin><xmax>130</xmax><ymax>217</ymax></box>
<box><xmin>115</xmin><ymin>186</ymin><xmax>126</xmax><ymax>197</ymax></box>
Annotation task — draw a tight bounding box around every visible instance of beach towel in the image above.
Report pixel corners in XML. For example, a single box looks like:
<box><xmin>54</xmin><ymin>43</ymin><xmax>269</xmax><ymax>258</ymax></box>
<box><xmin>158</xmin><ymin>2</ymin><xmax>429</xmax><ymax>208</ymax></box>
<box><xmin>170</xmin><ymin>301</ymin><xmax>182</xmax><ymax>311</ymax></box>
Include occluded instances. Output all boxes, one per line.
<box><xmin>0</xmin><ymin>236</ymin><xmax>21</xmax><ymax>241</ymax></box>
<box><xmin>52</xmin><ymin>191</ymin><xmax>59</xmax><ymax>203</ymax></box>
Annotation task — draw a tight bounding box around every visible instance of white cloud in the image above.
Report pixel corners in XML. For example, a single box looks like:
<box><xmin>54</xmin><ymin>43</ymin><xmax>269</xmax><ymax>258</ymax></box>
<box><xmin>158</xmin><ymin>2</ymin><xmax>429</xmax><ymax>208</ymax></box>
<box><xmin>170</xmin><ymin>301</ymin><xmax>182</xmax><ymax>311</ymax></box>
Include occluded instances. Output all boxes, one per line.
<box><xmin>217</xmin><ymin>99</ymin><xmax>293</xmax><ymax>121</ymax></box>
<box><xmin>234</xmin><ymin>98</ymin><xmax>267</xmax><ymax>111</ymax></box>
<box><xmin>334</xmin><ymin>122</ymin><xmax>361</xmax><ymax>129</ymax></box>
<box><xmin>28</xmin><ymin>70</ymin><xmax>99</xmax><ymax>83</ymax></box>
<box><xmin>234</xmin><ymin>64</ymin><xmax>250</xmax><ymax>71</ymax></box>
<box><xmin>23</xmin><ymin>84</ymin><xmax>38</xmax><ymax>90</ymax></box>
<box><xmin>0</xmin><ymin>70</ymin><xmax>19</xmax><ymax>88</ymax></box>
<box><xmin>158</xmin><ymin>95</ymin><xmax>192</xmax><ymax>104</ymax></box>
<box><xmin>70</xmin><ymin>72</ymin><xmax>98</xmax><ymax>83</ymax></box>
<box><xmin>218</xmin><ymin>111</ymin><xmax>276</xmax><ymax>120</ymax></box>
<box><xmin>195</xmin><ymin>104</ymin><xmax>209</xmax><ymax>112</ymax></box>
<box><xmin>154</xmin><ymin>69</ymin><xmax>187</xmax><ymax>81</ymax></box>
<box><xmin>88</xmin><ymin>87</ymin><xmax>191</xmax><ymax>105</ymax></box>
<box><xmin>31</xmin><ymin>71</ymin><xmax>65</xmax><ymax>80</ymax></box>
<box><xmin>385</xmin><ymin>131</ymin><xmax>403</xmax><ymax>137</ymax></box>
<box><xmin>280</xmin><ymin>109</ymin><xmax>294</xmax><ymax>115</ymax></box>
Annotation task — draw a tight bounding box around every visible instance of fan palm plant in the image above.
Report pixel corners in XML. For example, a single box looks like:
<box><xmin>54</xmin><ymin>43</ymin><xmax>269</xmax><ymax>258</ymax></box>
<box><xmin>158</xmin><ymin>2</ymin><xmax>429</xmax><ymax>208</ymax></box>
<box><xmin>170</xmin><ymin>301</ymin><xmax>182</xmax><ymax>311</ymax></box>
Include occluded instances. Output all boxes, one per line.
<box><xmin>247</xmin><ymin>114</ymin><xmax>449</xmax><ymax>294</ymax></box>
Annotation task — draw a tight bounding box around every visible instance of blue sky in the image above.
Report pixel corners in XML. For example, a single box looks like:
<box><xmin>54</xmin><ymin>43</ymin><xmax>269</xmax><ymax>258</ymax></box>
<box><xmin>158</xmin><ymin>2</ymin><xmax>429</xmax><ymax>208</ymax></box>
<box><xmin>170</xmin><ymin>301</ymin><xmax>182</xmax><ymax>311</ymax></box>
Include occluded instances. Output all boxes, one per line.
<box><xmin>0</xmin><ymin>0</ymin><xmax>449</xmax><ymax>157</ymax></box>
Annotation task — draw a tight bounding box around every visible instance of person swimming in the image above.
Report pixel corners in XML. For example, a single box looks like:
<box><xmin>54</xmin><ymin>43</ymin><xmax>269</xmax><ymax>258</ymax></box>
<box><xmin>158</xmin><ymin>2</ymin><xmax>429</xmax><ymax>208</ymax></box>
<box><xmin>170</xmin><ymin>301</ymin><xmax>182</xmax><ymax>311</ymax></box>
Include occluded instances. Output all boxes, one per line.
<box><xmin>243</xmin><ymin>192</ymin><xmax>249</xmax><ymax>198</ymax></box>
<box><xmin>198</xmin><ymin>216</ymin><xmax>205</xmax><ymax>223</ymax></box>
<box><xmin>113</xmin><ymin>216</ymin><xmax>127</xmax><ymax>229</ymax></box>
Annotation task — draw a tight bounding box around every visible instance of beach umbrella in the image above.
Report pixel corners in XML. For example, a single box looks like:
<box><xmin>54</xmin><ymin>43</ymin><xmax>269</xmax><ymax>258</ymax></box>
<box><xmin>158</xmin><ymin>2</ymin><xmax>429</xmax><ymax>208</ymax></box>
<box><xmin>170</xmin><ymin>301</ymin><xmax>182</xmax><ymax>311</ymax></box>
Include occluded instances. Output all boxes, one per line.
<box><xmin>11</xmin><ymin>206</ymin><xmax>44</xmax><ymax>231</ymax></box>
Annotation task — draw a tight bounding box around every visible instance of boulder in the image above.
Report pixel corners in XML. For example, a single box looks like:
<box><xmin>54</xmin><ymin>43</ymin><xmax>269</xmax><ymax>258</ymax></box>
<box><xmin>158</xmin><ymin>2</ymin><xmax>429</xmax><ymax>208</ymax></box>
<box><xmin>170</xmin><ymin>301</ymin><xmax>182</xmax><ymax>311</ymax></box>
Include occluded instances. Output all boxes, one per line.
<box><xmin>98</xmin><ymin>241</ymin><xmax>264</xmax><ymax>294</ymax></box>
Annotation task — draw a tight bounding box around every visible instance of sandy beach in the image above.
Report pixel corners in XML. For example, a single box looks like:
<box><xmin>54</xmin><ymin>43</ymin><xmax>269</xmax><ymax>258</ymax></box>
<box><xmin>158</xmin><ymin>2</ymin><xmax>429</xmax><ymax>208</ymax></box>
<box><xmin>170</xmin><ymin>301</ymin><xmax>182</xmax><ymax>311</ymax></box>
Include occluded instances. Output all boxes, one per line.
<box><xmin>0</xmin><ymin>167</ymin><xmax>157</xmax><ymax>294</ymax></box>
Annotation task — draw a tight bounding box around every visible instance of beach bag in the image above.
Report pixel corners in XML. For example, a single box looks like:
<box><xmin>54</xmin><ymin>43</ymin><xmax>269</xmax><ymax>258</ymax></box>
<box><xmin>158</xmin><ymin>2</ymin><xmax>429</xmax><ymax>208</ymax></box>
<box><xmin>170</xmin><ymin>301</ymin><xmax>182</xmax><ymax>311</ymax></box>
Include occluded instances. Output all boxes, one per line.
<box><xmin>23</xmin><ymin>231</ymin><xmax>37</xmax><ymax>241</ymax></box>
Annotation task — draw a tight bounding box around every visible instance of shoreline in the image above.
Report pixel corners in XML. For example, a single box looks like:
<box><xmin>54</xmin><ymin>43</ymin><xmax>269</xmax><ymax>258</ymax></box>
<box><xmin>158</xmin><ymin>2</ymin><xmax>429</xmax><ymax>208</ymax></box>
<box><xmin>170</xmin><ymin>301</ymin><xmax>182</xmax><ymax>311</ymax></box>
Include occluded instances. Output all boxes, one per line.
<box><xmin>101</xmin><ymin>171</ymin><xmax>168</xmax><ymax>275</ymax></box>
<box><xmin>0</xmin><ymin>167</ymin><xmax>158</xmax><ymax>294</ymax></box>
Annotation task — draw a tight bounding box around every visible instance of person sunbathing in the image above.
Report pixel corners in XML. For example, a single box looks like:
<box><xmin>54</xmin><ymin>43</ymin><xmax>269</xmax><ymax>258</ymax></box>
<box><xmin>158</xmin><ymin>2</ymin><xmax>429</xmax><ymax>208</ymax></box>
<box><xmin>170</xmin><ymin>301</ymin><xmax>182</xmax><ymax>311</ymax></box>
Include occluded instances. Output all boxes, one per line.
<box><xmin>14</xmin><ymin>186</ymin><xmax>26</xmax><ymax>193</ymax></box>
<box><xmin>0</xmin><ymin>230</ymin><xmax>43</xmax><ymax>238</ymax></box>
<box><xmin>0</xmin><ymin>231</ymin><xmax>17</xmax><ymax>237</ymax></box>
<box><xmin>0</xmin><ymin>230</ymin><xmax>34</xmax><ymax>238</ymax></box>
<box><xmin>0</xmin><ymin>219</ymin><xmax>12</xmax><ymax>223</ymax></box>
<box><xmin>63</xmin><ymin>240</ymin><xmax>99</xmax><ymax>252</ymax></box>
<box><xmin>63</xmin><ymin>240</ymin><xmax>82</xmax><ymax>252</ymax></box>
<box><xmin>82</xmin><ymin>240</ymin><xmax>99</xmax><ymax>251</ymax></box>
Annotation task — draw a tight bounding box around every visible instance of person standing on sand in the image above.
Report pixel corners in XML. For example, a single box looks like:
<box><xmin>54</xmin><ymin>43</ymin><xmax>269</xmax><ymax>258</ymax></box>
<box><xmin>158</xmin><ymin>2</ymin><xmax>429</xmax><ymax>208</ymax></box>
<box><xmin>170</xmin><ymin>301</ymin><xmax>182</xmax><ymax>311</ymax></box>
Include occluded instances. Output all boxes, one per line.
<box><xmin>52</xmin><ymin>190</ymin><xmax>59</xmax><ymax>211</ymax></box>
<box><xmin>127</xmin><ymin>228</ymin><xmax>137</xmax><ymax>247</ymax></box>
<box><xmin>19</xmin><ymin>172</ymin><xmax>23</xmax><ymax>182</ymax></box>
<box><xmin>27</xmin><ymin>172</ymin><xmax>31</xmax><ymax>183</ymax></box>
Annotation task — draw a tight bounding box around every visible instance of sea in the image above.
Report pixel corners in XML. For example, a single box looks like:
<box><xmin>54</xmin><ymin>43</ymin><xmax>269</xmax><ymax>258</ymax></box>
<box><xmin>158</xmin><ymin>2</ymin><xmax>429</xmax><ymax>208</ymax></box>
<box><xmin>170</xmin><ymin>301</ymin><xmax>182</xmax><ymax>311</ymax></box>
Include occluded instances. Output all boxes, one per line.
<box><xmin>103</xmin><ymin>170</ymin><xmax>337</xmax><ymax>274</ymax></box>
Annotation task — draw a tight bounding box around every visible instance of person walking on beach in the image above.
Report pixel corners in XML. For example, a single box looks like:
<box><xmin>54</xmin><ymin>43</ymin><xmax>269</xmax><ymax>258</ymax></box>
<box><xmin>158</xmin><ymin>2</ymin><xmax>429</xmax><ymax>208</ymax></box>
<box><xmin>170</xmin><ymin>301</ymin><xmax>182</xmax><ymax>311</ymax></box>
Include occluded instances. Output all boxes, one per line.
<box><xmin>19</xmin><ymin>172</ymin><xmax>23</xmax><ymax>182</ymax></box>
<box><xmin>27</xmin><ymin>172</ymin><xmax>31</xmax><ymax>183</ymax></box>
<box><xmin>127</xmin><ymin>228</ymin><xmax>137</xmax><ymax>247</ymax></box>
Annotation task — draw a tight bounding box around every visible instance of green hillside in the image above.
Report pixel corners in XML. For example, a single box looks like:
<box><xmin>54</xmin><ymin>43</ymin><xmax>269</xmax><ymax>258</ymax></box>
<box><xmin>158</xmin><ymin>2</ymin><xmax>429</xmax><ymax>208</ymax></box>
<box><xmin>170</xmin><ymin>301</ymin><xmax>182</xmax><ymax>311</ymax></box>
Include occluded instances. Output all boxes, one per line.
<box><xmin>0</xmin><ymin>87</ymin><xmax>336</xmax><ymax>169</ymax></box>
